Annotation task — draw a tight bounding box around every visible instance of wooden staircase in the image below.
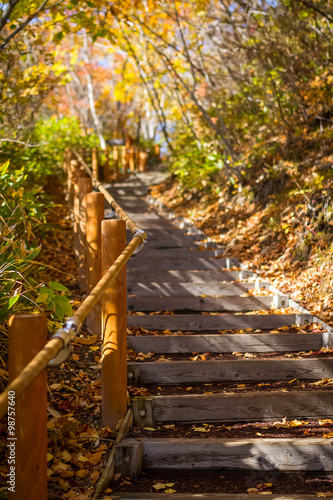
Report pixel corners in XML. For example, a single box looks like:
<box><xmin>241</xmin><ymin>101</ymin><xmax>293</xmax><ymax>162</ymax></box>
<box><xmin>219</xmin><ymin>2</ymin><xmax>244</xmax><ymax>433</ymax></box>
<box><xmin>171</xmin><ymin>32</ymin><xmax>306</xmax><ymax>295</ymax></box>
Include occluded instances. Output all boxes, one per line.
<box><xmin>107</xmin><ymin>172</ymin><xmax>333</xmax><ymax>498</ymax></box>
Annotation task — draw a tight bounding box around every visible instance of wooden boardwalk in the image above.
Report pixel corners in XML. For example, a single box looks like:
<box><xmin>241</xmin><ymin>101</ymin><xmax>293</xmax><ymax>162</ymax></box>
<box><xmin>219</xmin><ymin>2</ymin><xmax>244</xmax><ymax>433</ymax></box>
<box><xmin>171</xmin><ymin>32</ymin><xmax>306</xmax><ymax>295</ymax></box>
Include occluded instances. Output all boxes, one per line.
<box><xmin>107</xmin><ymin>172</ymin><xmax>333</xmax><ymax>498</ymax></box>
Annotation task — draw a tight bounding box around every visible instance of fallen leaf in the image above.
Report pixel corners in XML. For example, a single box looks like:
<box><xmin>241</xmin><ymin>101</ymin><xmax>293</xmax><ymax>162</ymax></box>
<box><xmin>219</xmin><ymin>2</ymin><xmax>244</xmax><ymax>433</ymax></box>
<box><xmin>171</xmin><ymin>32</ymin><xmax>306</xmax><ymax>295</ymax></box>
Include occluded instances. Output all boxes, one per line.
<box><xmin>323</xmin><ymin>432</ymin><xmax>333</xmax><ymax>438</ymax></box>
<box><xmin>75</xmin><ymin>335</ymin><xmax>98</xmax><ymax>345</ymax></box>
<box><xmin>90</xmin><ymin>470</ymin><xmax>100</xmax><ymax>484</ymax></box>
<box><xmin>61</xmin><ymin>450</ymin><xmax>72</xmax><ymax>462</ymax></box>
<box><xmin>153</xmin><ymin>483</ymin><xmax>167</xmax><ymax>490</ymax></box>
<box><xmin>47</xmin><ymin>406</ymin><xmax>61</xmax><ymax>418</ymax></box>
<box><xmin>50</xmin><ymin>383</ymin><xmax>63</xmax><ymax>390</ymax></box>
<box><xmin>75</xmin><ymin>469</ymin><xmax>89</xmax><ymax>478</ymax></box>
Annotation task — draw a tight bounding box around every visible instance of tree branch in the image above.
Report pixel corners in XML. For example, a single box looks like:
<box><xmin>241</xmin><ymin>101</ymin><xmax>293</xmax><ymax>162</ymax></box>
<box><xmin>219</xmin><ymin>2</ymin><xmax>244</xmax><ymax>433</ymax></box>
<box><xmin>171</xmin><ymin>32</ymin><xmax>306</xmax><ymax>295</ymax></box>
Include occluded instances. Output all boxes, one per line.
<box><xmin>300</xmin><ymin>0</ymin><xmax>333</xmax><ymax>24</ymax></box>
<box><xmin>120</xmin><ymin>28</ymin><xmax>174</xmax><ymax>151</ymax></box>
<box><xmin>0</xmin><ymin>0</ymin><xmax>21</xmax><ymax>32</ymax></box>
<box><xmin>0</xmin><ymin>0</ymin><xmax>52</xmax><ymax>52</ymax></box>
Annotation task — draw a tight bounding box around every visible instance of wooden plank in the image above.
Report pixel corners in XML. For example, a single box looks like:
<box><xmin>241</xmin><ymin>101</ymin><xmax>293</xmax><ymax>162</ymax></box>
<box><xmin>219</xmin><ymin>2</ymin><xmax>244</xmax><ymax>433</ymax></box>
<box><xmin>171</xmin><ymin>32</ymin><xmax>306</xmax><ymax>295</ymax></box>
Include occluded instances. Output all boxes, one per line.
<box><xmin>127</xmin><ymin>333</ymin><xmax>322</xmax><ymax>354</ymax></box>
<box><xmin>145</xmin><ymin>230</ymin><xmax>201</xmax><ymax>240</ymax></box>
<box><xmin>127</xmin><ymin>357</ymin><xmax>333</xmax><ymax>385</ymax></box>
<box><xmin>141</xmin><ymin>240</ymin><xmax>201</xmax><ymax>250</ymax></box>
<box><xmin>115</xmin><ymin>441</ymin><xmax>143</xmax><ymax>479</ymax></box>
<box><xmin>146</xmin><ymin>236</ymin><xmax>204</xmax><ymax>244</ymax></box>
<box><xmin>127</xmin><ymin>258</ymin><xmax>239</xmax><ymax>271</ymax></box>
<box><xmin>113</xmin><ymin>494</ymin><xmax>320</xmax><ymax>500</ymax></box>
<box><xmin>127</xmin><ymin>314</ymin><xmax>312</xmax><ymax>331</ymax></box>
<box><xmin>140</xmin><ymin>249</ymin><xmax>224</xmax><ymax>258</ymax></box>
<box><xmin>128</xmin><ymin>222</ymin><xmax>182</xmax><ymax>230</ymax></box>
<box><xmin>93</xmin><ymin>408</ymin><xmax>134</xmax><ymax>499</ymax></box>
<box><xmin>132</xmin><ymin>398</ymin><xmax>153</xmax><ymax>427</ymax></box>
<box><xmin>127</xmin><ymin>295</ymin><xmax>273</xmax><ymax>312</ymax></box>
<box><xmin>145</xmin><ymin>390</ymin><xmax>333</xmax><ymax>424</ymax></box>
<box><xmin>127</xmin><ymin>270</ymin><xmax>255</xmax><ymax>283</ymax></box>
<box><xmin>127</xmin><ymin>282</ymin><xmax>259</xmax><ymax>297</ymax></box>
<box><xmin>119</xmin><ymin>437</ymin><xmax>333</xmax><ymax>471</ymax></box>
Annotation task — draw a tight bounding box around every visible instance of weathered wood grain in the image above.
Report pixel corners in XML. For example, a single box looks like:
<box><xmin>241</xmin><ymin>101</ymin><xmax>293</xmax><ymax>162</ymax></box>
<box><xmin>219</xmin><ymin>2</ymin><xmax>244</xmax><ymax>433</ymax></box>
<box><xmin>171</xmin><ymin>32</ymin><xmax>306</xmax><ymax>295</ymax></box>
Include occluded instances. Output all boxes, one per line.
<box><xmin>127</xmin><ymin>270</ymin><xmax>255</xmax><ymax>283</ymax></box>
<box><xmin>127</xmin><ymin>282</ymin><xmax>259</xmax><ymax>297</ymax></box>
<box><xmin>115</xmin><ymin>441</ymin><xmax>143</xmax><ymax>479</ymax></box>
<box><xmin>141</xmin><ymin>390</ymin><xmax>333</xmax><ymax>424</ymax></box>
<box><xmin>127</xmin><ymin>313</ymin><xmax>313</xmax><ymax>331</ymax></box>
<box><xmin>140</xmin><ymin>249</ymin><xmax>224</xmax><ymax>258</ymax></box>
<box><xmin>127</xmin><ymin>357</ymin><xmax>333</xmax><ymax>385</ymax></box>
<box><xmin>127</xmin><ymin>257</ymin><xmax>239</xmax><ymax>271</ymax></box>
<box><xmin>144</xmin><ymin>232</ymin><xmax>200</xmax><ymax>242</ymax></box>
<box><xmin>113</xmin><ymin>494</ymin><xmax>321</xmax><ymax>500</ymax></box>
<box><xmin>127</xmin><ymin>333</ymin><xmax>322</xmax><ymax>354</ymax></box>
<box><xmin>119</xmin><ymin>437</ymin><xmax>333</xmax><ymax>471</ymax></box>
<box><xmin>127</xmin><ymin>295</ymin><xmax>273</xmax><ymax>312</ymax></box>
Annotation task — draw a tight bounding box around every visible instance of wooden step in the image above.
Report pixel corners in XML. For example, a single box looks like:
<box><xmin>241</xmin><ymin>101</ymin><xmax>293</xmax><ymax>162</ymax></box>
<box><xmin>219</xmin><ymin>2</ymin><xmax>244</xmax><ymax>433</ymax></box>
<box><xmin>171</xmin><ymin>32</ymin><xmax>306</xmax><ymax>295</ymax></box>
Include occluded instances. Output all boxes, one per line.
<box><xmin>141</xmin><ymin>240</ymin><xmax>203</xmax><ymax>249</ymax></box>
<box><xmin>127</xmin><ymin>282</ymin><xmax>264</xmax><ymax>297</ymax></box>
<box><xmin>127</xmin><ymin>257</ymin><xmax>240</xmax><ymax>271</ymax></box>
<box><xmin>111</xmin><ymin>494</ymin><xmax>321</xmax><ymax>500</ymax></box>
<box><xmin>143</xmin><ymin>235</ymin><xmax>201</xmax><ymax>245</ymax></box>
<box><xmin>127</xmin><ymin>270</ymin><xmax>255</xmax><ymax>283</ymax></box>
<box><xmin>127</xmin><ymin>313</ymin><xmax>313</xmax><ymax>331</ymax></box>
<box><xmin>138</xmin><ymin>249</ymin><xmax>224</xmax><ymax>258</ymax></box>
<box><xmin>132</xmin><ymin>390</ymin><xmax>333</xmax><ymax>426</ymax></box>
<box><xmin>127</xmin><ymin>357</ymin><xmax>333</xmax><ymax>385</ymax></box>
<box><xmin>127</xmin><ymin>332</ymin><xmax>322</xmax><ymax>354</ymax></box>
<box><xmin>142</xmin><ymin>240</ymin><xmax>219</xmax><ymax>251</ymax></box>
<box><xmin>115</xmin><ymin>437</ymin><xmax>333</xmax><ymax>473</ymax></box>
<box><xmin>127</xmin><ymin>295</ymin><xmax>277</xmax><ymax>312</ymax></box>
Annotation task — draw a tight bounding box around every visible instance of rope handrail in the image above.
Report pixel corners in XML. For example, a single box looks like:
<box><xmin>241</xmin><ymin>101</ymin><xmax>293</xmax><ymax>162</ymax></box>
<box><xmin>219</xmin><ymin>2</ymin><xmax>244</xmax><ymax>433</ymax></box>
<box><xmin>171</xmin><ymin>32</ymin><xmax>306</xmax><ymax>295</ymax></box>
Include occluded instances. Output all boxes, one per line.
<box><xmin>0</xmin><ymin>154</ymin><xmax>147</xmax><ymax>419</ymax></box>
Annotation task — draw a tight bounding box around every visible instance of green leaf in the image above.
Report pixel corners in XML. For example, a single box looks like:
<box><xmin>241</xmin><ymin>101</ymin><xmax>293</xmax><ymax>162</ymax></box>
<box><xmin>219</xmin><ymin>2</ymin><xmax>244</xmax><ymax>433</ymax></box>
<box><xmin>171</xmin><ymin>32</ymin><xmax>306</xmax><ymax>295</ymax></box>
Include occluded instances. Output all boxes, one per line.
<box><xmin>8</xmin><ymin>294</ymin><xmax>20</xmax><ymax>309</ymax></box>
<box><xmin>0</xmin><ymin>294</ymin><xmax>20</xmax><ymax>319</ymax></box>
<box><xmin>57</xmin><ymin>300</ymin><xmax>73</xmax><ymax>317</ymax></box>
<box><xmin>53</xmin><ymin>31</ymin><xmax>64</xmax><ymax>43</ymax></box>
<box><xmin>55</xmin><ymin>302</ymin><xmax>65</xmax><ymax>320</ymax></box>
<box><xmin>35</xmin><ymin>293</ymin><xmax>49</xmax><ymax>304</ymax></box>
<box><xmin>49</xmin><ymin>281</ymin><xmax>68</xmax><ymax>292</ymax></box>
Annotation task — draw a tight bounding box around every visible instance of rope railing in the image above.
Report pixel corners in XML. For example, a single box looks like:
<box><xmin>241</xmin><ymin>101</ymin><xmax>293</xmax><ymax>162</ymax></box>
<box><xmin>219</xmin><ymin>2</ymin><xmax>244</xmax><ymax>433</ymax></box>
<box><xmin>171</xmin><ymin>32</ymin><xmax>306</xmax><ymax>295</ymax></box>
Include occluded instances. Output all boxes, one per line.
<box><xmin>0</xmin><ymin>147</ymin><xmax>149</xmax><ymax>498</ymax></box>
<box><xmin>0</xmin><ymin>234</ymin><xmax>143</xmax><ymax>418</ymax></box>
<box><xmin>72</xmin><ymin>149</ymin><xmax>146</xmax><ymax>237</ymax></box>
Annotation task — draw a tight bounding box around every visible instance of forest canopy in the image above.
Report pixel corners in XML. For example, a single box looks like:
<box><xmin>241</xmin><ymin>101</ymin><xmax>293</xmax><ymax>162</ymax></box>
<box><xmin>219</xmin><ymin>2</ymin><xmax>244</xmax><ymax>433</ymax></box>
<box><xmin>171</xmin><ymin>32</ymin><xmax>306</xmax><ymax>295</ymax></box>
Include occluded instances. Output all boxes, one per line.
<box><xmin>1</xmin><ymin>1</ymin><xmax>333</xmax><ymax>166</ymax></box>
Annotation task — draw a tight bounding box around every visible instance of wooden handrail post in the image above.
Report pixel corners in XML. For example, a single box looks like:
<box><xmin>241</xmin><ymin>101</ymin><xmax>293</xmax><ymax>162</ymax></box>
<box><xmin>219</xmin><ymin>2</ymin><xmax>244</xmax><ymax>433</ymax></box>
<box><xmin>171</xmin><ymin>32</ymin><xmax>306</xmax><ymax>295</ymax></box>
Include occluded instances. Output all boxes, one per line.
<box><xmin>8</xmin><ymin>313</ymin><xmax>47</xmax><ymax>500</ymax></box>
<box><xmin>121</xmin><ymin>146</ymin><xmax>127</xmax><ymax>177</ymax></box>
<box><xmin>129</xmin><ymin>147</ymin><xmax>135</xmax><ymax>173</ymax></box>
<box><xmin>139</xmin><ymin>151</ymin><xmax>148</xmax><ymax>172</ymax></box>
<box><xmin>113</xmin><ymin>147</ymin><xmax>119</xmax><ymax>180</ymax></box>
<box><xmin>92</xmin><ymin>147</ymin><xmax>99</xmax><ymax>180</ymax></box>
<box><xmin>103</xmin><ymin>148</ymin><xmax>112</xmax><ymax>182</ymax></box>
<box><xmin>67</xmin><ymin>158</ymin><xmax>77</xmax><ymax>207</ymax></box>
<box><xmin>64</xmin><ymin>149</ymin><xmax>72</xmax><ymax>202</ymax></box>
<box><xmin>77</xmin><ymin>177</ymin><xmax>93</xmax><ymax>292</ymax></box>
<box><xmin>154</xmin><ymin>144</ymin><xmax>160</xmax><ymax>162</ymax></box>
<box><xmin>101</xmin><ymin>219</ymin><xmax>127</xmax><ymax>429</ymax></box>
<box><xmin>73</xmin><ymin>168</ymin><xmax>88</xmax><ymax>260</ymax></box>
<box><xmin>134</xmin><ymin>146</ymin><xmax>139</xmax><ymax>172</ymax></box>
<box><xmin>86</xmin><ymin>192</ymin><xmax>105</xmax><ymax>334</ymax></box>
